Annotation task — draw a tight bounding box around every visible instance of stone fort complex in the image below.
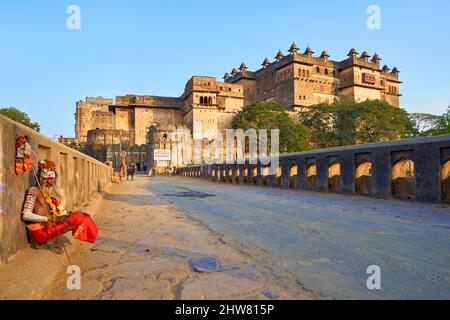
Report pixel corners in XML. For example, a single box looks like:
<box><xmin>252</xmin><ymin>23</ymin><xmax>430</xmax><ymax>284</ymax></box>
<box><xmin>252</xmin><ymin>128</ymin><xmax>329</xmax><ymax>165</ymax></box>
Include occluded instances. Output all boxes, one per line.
<box><xmin>64</xmin><ymin>43</ymin><xmax>401</xmax><ymax>168</ymax></box>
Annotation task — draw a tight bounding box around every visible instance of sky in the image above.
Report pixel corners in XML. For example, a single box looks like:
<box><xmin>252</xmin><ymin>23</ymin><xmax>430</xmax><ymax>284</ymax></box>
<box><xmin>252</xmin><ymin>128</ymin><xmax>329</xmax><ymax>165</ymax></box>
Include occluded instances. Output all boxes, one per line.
<box><xmin>1</xmin><ymin>0</ymin><xmax>450</xmax><ymax>138</ymax></box>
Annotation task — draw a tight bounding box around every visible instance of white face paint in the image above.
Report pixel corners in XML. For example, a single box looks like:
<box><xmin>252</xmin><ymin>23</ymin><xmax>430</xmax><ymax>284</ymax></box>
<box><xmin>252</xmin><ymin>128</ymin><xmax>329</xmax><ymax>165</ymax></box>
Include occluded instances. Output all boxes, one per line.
<box><xmin>40</xmin><ymin>171</ymin><xmax>57</xmax><ymax>187</ymax></box>
<box><xmin>41</xmin><ymin>171</ymin><xmax>56</xmax><ymax>179</ymax></box>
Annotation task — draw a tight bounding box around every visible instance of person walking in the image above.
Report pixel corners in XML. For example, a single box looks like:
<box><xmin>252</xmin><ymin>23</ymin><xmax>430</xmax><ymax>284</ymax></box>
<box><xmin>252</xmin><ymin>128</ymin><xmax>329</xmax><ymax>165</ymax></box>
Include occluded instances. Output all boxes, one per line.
<box><xmin>118</xmin><ymin>160</ymin><xmax>126</xmax><ymax>182</ymax></box>
<box><xmin>127</xmin><ymin>162</ymin><xmax>136</xmax><ymax>181</ymax></box>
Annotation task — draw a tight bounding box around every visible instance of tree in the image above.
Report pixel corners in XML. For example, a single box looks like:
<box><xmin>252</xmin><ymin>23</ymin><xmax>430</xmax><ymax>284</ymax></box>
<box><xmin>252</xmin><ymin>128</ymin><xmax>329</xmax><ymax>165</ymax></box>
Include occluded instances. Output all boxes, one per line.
<box><xmin>299</xmin><ymin>100</ymin><xmax>415</xmax><ymax>148</ymax></box>
<box><xmin>409</xmin><ymin>113</ymin><xmax>441</xmax><ymax>136</ymax></box>
<box><xmin>430</xmin><ymin>106</ymin><xmax>450</xmax><ymax>135</ymax></box>
<box><xmin>232</xmin><ymin>101</ymin><xmax>309</xmax><ymax>153</ymax></box>
<box><xmin>0</xmin><ymin>107</ymin><xmax>40</xmax><ymax>132</ymax></box>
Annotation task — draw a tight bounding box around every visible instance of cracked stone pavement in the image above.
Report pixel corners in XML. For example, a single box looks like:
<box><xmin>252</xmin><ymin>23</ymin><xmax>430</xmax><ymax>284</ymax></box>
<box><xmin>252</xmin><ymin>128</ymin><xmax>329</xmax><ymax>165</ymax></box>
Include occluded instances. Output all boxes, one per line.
<box><xmin>41</xmin><ymin>175</ymin><xmax>313</xmax><ymax>300</ymax></box>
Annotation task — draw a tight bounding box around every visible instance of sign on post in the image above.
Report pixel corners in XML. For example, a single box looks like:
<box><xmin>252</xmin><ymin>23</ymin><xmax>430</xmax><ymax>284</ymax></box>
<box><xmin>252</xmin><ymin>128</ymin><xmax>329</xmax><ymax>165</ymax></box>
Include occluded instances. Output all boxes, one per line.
<box><xmin>156</xmin><ymin>160</ymin><xmax>169</xmax><ymax>167</ymax></box>
<box><xmin>154</xmin><ymin>149</ymin><xmax>171</xmax><ymax>161</ymax></box>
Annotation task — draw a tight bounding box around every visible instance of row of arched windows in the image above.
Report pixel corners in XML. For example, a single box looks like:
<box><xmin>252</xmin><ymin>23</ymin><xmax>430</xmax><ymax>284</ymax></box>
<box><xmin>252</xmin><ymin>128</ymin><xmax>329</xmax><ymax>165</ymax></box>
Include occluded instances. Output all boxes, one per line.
<box><xmin>387</xmin><ymin>86</ymin><xmax>398</xmax><ymax>95</ymax></box>
<box><xmin>199</xmin><ymin>96</ymin><xmax>213</xmax><ymax>105</ymax></box>
<box><xmin>298</xmin><ymin>68</ymin><xmax>311</xmax><ymax>78</ymax></box>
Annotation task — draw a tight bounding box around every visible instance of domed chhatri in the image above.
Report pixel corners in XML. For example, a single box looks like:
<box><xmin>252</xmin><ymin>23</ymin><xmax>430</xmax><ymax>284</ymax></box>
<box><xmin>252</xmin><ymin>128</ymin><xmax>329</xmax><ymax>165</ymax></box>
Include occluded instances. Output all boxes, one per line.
<box><xmin>304</xmin><ymin>46</ymin><xmax>314</xmax><ymax>57</ymax></box>
<box><xmin>262</xmin><ymin>57</ymin><xmax>271</xmax><ymax>67</ymax></box>
<box><xmin>288</xmin><ymin>42</ymin><xmax>299</xmax><ymax>54</ymax></box>
<box><xmin>275</xmin><ymin>49</ymin><xmax>285</xmax><ymax>61</ymax></box>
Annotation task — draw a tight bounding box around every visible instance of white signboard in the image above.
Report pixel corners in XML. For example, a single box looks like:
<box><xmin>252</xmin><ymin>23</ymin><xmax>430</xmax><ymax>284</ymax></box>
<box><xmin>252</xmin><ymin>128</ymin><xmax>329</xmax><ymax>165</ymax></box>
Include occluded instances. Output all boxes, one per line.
<box><xmin>154</xmin><ymin>149</ymin><xmax>171</xmax><ymax>161</ymax></box>
<box><xmin>156</xmin><ymin>160</ymin><xmax>169</xmax><ymax>167</ymax></box>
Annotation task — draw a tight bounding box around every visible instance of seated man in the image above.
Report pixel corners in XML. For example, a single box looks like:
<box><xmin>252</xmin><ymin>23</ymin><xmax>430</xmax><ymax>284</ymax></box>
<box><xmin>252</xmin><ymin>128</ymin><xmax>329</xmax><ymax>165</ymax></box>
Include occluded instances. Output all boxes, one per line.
<box><xmin>22</xmin><ymin>160</ymin><xmax>98</xmax><ymax>254</ymax></box>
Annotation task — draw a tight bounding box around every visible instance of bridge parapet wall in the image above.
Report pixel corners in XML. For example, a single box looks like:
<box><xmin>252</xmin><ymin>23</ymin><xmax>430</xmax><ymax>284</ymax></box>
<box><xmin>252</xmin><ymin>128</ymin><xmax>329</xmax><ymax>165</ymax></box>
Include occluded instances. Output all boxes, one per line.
<box><xmin>178</xmin><ymin>135</ymin><xmax>450</xmax><ymax>204</ymax></box>
<box><xmin>0</xmin><ymin>115</ymin><xmax>113</xmax><ymax>263</ymax></box>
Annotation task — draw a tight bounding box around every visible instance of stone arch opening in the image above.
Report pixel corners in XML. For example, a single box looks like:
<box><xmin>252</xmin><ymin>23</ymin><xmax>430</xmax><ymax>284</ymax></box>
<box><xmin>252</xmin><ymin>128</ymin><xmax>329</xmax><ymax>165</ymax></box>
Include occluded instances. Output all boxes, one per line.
<box><xmin>392</xmin><ymin>158</ymin><xmax>415</xmax><ymax>201</ymax></box>
<box><xmin>235</xmin><ymin>167</ymin><xmax>241</xmax><ymax>184</ymax></box>
<box><xmin>274</xmin><ymin>166</ymin><xmax>282</xmax><ymax>187</ymax></box>
<box><xmin>262</xmin><ymin>166</ymin><xmax>270</xmax><ymax>186</ymax></box>
<box><xmin>289</xmin><ymin>164</ymin><xmax>298</xmax><ymax>189</ymax></box>
<box><xmin>252</xmin><ymin>167</ymin><xmax>258</xmax><ymax>185</ymax></box>
<box><xmin>243</xmin><ymin>167</ymin><xmax>248</xmax><ymax>183</ymax></box>
<box><xmin>356</xmin><ymin>160</ymin><xmax>372</xmax><ymax>196</ymax></box>
<box><xmin>306</xmin><ymin>163</ymin><xmax>317</xmax><ymax>190</ymax></box>
<box><xmin>228</xmin><ymin>167</ymin><xmax>233</xmax><ymax>183</ymax></box>
<box><xmin>441</xmin><ymin>159</ymin><xmax>450</xmax><ymax>203</ymax></box>
<box><xmin>328</xmin><ymin>161</ymin><xmax>341</xmax><ymax>193</ymax></box>
<box><xmin>216</xmin><ymin>167</ymin><xmax>221</xmax><ymax>182</ymax></box>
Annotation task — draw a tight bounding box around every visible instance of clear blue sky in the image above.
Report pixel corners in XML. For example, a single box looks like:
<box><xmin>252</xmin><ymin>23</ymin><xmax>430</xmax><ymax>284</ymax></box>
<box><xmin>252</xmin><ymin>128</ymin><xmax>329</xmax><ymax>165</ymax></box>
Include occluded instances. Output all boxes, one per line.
<box><xmin>1</xmin><ymin>0</ymin><xmax>449</xmax><ymax>138</ymax></box>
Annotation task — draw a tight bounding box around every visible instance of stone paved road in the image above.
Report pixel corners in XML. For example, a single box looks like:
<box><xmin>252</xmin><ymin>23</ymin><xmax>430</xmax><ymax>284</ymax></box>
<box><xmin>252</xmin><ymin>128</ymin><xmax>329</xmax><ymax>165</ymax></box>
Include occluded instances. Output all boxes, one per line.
<box><xmin>145</xmin><ymin>176</ymin><xmax>450</xmax><ymax>299</ymax></box>
<box><xmin>43</xmin><ymin>175</ymin><xmax>308</xmax><ymax>300</ymax></box>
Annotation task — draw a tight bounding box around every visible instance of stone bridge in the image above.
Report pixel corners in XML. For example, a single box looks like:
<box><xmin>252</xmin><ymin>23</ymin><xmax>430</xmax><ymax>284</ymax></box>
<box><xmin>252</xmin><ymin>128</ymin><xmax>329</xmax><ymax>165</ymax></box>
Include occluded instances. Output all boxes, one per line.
<box><xmin>0</xmin><ymin>114</ymin><xmax>449</xmax><ymax>299</ymax></box>
<box><xmin>179</xmin><ymin>135</ymin><xmax>450</xmax><ymax>203</ymax></box>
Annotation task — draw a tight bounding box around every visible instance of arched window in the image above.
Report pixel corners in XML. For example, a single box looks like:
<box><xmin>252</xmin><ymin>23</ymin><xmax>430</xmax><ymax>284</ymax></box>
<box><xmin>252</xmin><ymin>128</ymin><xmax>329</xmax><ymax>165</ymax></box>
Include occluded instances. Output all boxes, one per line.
<box><xmin>306</xmin><ymin>163</ymin><xmax>317</xmax><ymax>190</ymax></box>
<box><xmin>252</xmin><ymin>166</ymin><xmax>258</xmax><ymax>185</ymax></box>
<box><xmin>262</xmin><ymin>166</ymin><xmax>270</xmax><ymax>186</ymax></box>
<box><xmin>442</xmin><ymin>159</ymin><xmax>450</xmax><ymax>203</ymax></box>
<box><xmin>325</xmin><ymin>68</ymin><xmax>329</xmax><ymax>76</ymax></box>
<box><xmin>289</xmin><ymin>165</ymin><xmax>298</xmax><ymax>189</ymax></box>
<box><xmin>392</xmin><ymin>158</ymin><xmax>415</xmax><ymax>200</ymax></box>
<box><xmin>275</xmin><ymin>166</ymin><xmax>282</xmax><ymax>187</ymax></box>
<box><xmin>302</xmin><ymin>70</ymin><xmax>306</xmax><ymax>77</ymax></box>
<box><xmin>199</xmin><ymin>97</ymin><xmax>204</xmax><ymax>104</ymax></box>
<box><xmin>208</xmin><ymin>97</ymin><xmax>212</xmax><ymax>105</ymax></box>
<box><xmin>307</xmin><ymin>70</ymin><xmax>310</xmax><ymax>77</ymax></box>
<box><xmin>316</xmin><ymin>67</ymin><xmax>320</xmax><ymax>73</ymax></box>
<box><xmin>236</xmin><ymin>167</ymin><xmax>241</xmax><ymax>184</ymax></box>
<box><xmin>328</xmin><ymin>161</ymin><xmax>341</xmax><ymax>193</ymax></box>
<box><xmin>356</xmin><ymin>160</ymin><xmax>372</xmax><ymax>196</ymax></box>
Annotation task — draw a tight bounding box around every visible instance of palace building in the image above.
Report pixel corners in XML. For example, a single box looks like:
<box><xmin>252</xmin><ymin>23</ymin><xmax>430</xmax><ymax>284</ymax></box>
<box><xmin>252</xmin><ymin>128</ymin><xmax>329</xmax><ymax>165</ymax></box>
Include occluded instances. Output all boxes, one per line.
<box><xmin>62</xmin><ymin>42</ymin><xmax>401</xmax><ymax>169</ymax></box>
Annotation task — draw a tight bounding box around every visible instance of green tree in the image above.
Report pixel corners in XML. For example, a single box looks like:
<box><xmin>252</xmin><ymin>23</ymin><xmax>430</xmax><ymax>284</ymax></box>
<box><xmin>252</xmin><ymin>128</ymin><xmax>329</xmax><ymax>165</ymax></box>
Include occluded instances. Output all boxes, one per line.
<box><xmin>430</xmin><ymin>106</ymin><xmax>450</xmax><ymax>135</ymax></box>
<box><xmin>409</xmin><ymin>113</ymin><xmax>441</xmax><ymax>136</ymax></box>
<box><xmin>0</xmin><ymin>107</ymin><xmax>40</xmax><ymax>132</ymax></box>
<box><xmin>299</xmin><ymin>100</ymin><xmax>415</xmax><ymax>148</ymax></box>
<box><xmin>232</xmin><ymin>101</ymin><xmax>309</xmax><ymax>153</ymax></box>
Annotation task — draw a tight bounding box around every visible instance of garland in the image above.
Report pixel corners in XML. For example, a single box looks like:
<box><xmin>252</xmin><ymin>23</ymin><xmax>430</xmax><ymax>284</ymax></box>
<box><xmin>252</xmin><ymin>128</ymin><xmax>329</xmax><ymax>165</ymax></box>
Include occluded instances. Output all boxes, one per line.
<box><xmin>15</xmin><ymin>136</ymin><xmax>32</xmax><ymax>175</ymax></box>
<box><xmin>44</xmin><ymin>192</ymin><xmax>66</xmax><ymax>226</ymax></box>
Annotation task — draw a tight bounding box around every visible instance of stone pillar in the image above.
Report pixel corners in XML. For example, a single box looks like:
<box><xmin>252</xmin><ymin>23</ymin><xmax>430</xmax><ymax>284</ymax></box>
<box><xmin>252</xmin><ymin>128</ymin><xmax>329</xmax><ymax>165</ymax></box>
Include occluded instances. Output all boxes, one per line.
<box><xmin>281</xmin><ymin>157</ymin><xmax>289</xmax><ymax>189</ymax></box>
<box><xmin>316</xmin><ymin>155</ymin><xmax>328</xmax><ymax>192</ymax></box>
<box><xmin>372</xmin><ymin>149</ymin><xmax>391</xmax><ymax>198</ymax></box>
<box><xmin>297</xmin><ymin>157</ymin><xmax>306</xmax><ymax>190</ymax></box>
<box><xmin>340</xmin><ymin>151</ymin><xmax>355</xmax><ymax>195</ymax></box>
<box><xmin>415</xmin><ymin>144</ymin><xmax>441</xmax><ymax>202</ymax></box>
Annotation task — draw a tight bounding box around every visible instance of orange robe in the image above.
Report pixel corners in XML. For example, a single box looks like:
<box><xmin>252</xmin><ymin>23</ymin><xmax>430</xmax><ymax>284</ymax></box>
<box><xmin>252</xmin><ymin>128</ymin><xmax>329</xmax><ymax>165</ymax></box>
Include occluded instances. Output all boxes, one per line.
<box><xmin>27</xmin><ymin>212</ymin><xmax>98</xmax><ymax>245</ymax></box>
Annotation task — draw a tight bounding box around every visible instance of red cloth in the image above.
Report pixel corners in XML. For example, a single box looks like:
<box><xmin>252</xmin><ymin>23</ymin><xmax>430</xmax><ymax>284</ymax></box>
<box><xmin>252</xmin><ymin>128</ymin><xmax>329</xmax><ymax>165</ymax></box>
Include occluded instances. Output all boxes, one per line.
<box><xmin>27</xmin><ymin>212</ymin><xmax>98</xmax><ymax>245</ymax></box>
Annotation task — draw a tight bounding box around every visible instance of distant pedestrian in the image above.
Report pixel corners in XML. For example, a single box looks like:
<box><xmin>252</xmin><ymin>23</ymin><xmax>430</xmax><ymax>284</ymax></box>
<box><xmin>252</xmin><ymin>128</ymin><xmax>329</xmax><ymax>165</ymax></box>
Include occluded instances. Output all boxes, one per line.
<box><xmin>127</xmin><ymin>162</ymin><xmax>135</xmax><ymax>181</ymax></box>
<box><xmin>118</xmin><ymin>162</ymin><xmax>125</xmax><ymax>182</ymax></box>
